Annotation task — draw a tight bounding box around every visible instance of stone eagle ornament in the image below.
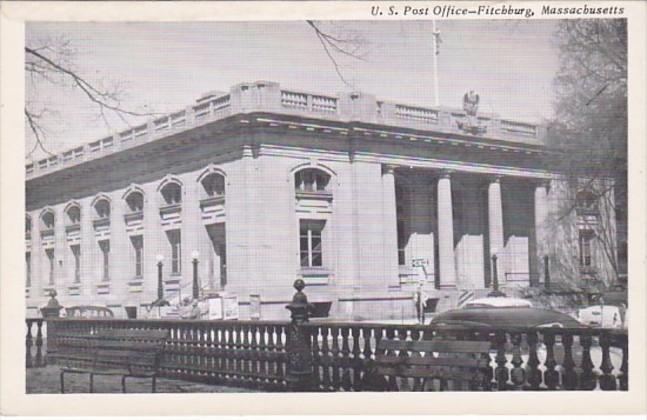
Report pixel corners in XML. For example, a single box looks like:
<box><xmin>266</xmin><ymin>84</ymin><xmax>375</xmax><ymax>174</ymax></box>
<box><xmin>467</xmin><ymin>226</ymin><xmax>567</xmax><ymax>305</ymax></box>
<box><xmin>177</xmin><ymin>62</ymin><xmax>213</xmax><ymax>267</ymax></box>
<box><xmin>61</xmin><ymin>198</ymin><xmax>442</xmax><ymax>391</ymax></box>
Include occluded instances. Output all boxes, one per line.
<box><xmin>458</xmin><ymin>90</ymin><xmax>487</xmax><ymax>135</ymax></box>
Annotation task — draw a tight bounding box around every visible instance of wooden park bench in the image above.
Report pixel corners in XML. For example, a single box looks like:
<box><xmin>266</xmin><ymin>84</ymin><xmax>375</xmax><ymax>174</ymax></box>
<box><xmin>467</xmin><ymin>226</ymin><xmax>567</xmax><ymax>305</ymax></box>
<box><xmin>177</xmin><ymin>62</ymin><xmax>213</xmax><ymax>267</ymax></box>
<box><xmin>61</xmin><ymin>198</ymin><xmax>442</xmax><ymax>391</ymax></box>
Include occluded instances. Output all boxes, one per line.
<box><xmin>58</xmin><ymin>329</ymin><xmax>168</xmax><ymax>393</ymax></box>
<box><xmin>373</xmin><ymin>337</ymin><xmax>492</xmax><ymax>391</ymax></box>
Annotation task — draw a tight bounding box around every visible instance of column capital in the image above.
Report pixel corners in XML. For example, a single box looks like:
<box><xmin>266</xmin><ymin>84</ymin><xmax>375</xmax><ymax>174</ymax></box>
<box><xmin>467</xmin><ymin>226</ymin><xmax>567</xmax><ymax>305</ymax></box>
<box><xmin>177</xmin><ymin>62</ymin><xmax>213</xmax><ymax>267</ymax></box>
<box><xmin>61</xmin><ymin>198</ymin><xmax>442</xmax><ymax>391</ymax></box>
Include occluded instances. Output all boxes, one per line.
<box><xmin>438</xmin><ymin>169</ymin><xmax>454</xmax><ymax>179</ymax></box>
<box><xmin>534</xmin><ymin>178</ymin><xmax>551</xmax><ymax>190</ymax></box>
<box><xmin>487</xmin><ymin>174</ymin><xmax>503</xmax><ymax>183</ymax></box>
<box><xmin>382</xmin><ymin>164</ymin><xmax>398</xmax><ymax>175</ymax></box>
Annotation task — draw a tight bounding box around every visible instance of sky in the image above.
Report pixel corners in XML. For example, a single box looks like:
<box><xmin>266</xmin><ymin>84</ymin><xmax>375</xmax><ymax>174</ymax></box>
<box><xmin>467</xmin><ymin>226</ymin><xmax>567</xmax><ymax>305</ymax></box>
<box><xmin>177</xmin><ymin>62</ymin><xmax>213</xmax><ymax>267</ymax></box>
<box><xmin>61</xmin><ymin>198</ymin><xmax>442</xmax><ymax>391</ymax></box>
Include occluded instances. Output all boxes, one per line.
<box><xmin>26</xmin><ymin>20</ymin><xmax>561</xmax><ymax>161</ymax></box>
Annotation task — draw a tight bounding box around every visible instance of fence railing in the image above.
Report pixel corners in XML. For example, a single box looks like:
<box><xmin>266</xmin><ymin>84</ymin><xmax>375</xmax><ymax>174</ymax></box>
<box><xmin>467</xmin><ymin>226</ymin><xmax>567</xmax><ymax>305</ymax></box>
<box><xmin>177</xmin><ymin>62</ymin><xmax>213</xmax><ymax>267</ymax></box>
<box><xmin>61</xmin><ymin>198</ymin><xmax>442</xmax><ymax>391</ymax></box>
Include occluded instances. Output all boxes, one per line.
<box><xmin>28</xmin><ymin>281</ymin><xmax>628</xmax><ymax>392</ymax></box>
<box><xmin>44</xmin><ymin>318</ymin><xmax>291</xmax><ymax>392</ymax></box>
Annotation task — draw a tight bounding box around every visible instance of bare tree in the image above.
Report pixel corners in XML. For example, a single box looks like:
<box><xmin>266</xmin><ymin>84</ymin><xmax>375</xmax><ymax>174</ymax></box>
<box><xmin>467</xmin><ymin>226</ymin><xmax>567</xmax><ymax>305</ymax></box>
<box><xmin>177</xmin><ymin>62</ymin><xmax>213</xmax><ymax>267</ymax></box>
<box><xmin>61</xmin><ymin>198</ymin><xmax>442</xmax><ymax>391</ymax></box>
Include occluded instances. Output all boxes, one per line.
<box><xmin>545</xmin><ymin>20</ymin><xmax>627</xmax><ymax>286</ymax></box>
<box><xmin>25</xmin><ymin>36</ymin><xmax>156</xmax><ymax>159</ymax></box>
<box><xmin>306</xmin><ymin>20</ymin><xmax>367</xmax><ymax>88</ymax></box>
<box><xmin>26</xmin><ymin>24</ymin><xmax>366</xmax><ymax>160</ymax></box>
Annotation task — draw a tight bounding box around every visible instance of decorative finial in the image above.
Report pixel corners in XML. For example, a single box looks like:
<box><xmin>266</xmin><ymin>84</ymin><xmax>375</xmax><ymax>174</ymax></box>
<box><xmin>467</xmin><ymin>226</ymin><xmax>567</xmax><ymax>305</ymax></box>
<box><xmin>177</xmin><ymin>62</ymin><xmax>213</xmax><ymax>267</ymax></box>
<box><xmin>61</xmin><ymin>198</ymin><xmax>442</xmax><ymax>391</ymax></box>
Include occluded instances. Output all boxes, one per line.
<box><xmin>293</xmin><ymin>278</ymin><xmax>305</xmax><ymax>292</ymax></box>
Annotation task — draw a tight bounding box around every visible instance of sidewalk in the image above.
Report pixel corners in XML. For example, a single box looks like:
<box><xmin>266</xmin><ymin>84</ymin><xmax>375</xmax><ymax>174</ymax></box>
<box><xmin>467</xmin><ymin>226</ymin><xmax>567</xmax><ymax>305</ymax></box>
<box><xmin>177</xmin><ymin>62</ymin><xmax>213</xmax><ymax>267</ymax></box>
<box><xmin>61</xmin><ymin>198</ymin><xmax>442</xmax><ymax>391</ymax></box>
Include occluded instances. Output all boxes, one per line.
<box><xmin>27</xmin><ymin>365</ymin><xmax>257</xmax><ymax>394</ymax></box>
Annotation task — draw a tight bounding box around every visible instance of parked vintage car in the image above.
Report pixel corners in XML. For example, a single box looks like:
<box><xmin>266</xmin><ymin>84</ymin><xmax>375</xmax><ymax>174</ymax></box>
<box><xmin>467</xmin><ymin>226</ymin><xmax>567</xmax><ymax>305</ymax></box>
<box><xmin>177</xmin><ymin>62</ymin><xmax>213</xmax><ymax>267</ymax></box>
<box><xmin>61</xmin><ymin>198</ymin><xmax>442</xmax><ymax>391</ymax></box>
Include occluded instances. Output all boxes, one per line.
<box><xmin>429</xmin><ymin>297</ymin><xmax>583</xmax><ymax>328</ymax></box>
<box><xmin>577</xmin><ymin>304</ymin><xmax>626</xmax><ymax>329</ymax></box>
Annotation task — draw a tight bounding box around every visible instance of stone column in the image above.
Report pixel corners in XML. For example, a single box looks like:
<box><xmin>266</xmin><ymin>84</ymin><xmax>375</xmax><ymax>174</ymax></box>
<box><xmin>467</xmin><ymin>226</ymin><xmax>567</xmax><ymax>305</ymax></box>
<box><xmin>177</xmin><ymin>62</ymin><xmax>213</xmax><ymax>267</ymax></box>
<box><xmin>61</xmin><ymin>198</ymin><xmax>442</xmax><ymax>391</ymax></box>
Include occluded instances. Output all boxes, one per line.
<box><xmin>488</xmin><ymin>176</ymin><xmax>505</xmax><ymax>286</ymax></box>
<box><xmin>242</xmin><ymin>145</ymin><xmax>258</xmax><ymax>287</ymax></box>
<box><xmin>382</xmin><ymin>165</ymin><xmax>399</xmax><ymax>285</ymax></box>
<box><xmin>534</xmin><ymin>180</ymin><xmax>549</xmax><ymax>286</ymax></box>
<box><xmin>143</xmin><ymin>182</ymin><xmax>162</xmax><ymax>303</ymax></box>
<box><xmin>182</xmin><ymin>176</ymin><xmax>201</xmax><ymax>297</ymax></box>
<box><xmin>29</xmin><ymin>211</ymin><xmax>41</xmax><ymax>300</ymax></box>
<box><xmin>80</xmin><ymin>198</ymin><xmax>94</xmax><ymax>299</ymax></box>
<box><xmin>109</xmin><ymin>190</ymin><xmax>128</xmax><ymax>302</ymax></box>
<box><xmin>436</xmin><ymin>171</ymin><xmax>456</xmax><ymax>289</ymax></box>
<box><xmin>54</xmin><ymin>205</ymin><xmax>66</xmax><ymax>295</ymax></box>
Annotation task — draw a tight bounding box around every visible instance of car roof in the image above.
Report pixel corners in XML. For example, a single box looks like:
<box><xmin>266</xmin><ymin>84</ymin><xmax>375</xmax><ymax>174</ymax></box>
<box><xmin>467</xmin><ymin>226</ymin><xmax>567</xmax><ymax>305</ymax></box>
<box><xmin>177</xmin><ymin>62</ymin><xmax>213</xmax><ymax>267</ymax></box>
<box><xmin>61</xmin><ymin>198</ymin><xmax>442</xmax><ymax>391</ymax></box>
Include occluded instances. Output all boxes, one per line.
<box><xmin>462</xmin><ymin>297</ymin><xmax>533</xmax><ymax>308</ymax></box>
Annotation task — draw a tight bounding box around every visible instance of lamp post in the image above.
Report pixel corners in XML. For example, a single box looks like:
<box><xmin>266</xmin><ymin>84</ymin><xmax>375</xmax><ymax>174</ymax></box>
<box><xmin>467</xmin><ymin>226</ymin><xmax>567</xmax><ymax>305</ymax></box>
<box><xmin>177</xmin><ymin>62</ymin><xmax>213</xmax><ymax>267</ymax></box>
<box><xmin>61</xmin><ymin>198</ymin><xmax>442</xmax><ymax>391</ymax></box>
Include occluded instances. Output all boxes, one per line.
<box><xmin>156</xmin><ymin>254</ymin><xmax>164</xmax><ymax>302</ymax></box>
<box><xmin>192</xmin><ymin>250</ymin><xmax>200</xmax><ymax>300</ymax></box>
<box><xmin>488</xmin><ymin>251</ymin><xmax>506</xmax><ymax>297</ymax></box>
<box><xmin>412</xmin><ymin>258</ymin><xmax>429</xmax><ymax>324</ymax></box>
<box><xmin>544</xmin><ymin>255</ymin><xmax>551</xmax><ymax>290</ymax></box>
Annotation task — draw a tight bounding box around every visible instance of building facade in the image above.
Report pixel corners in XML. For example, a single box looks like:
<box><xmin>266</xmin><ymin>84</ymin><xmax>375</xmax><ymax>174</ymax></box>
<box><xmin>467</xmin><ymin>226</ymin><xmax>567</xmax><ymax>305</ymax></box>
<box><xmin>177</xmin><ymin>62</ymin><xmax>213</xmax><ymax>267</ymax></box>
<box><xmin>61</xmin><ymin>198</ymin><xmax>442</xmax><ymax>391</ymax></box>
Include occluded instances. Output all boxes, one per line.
<box><xmin>25</xmin><ymin>81</ymin><xmax>616</xmax><ymax>320</ymax></box>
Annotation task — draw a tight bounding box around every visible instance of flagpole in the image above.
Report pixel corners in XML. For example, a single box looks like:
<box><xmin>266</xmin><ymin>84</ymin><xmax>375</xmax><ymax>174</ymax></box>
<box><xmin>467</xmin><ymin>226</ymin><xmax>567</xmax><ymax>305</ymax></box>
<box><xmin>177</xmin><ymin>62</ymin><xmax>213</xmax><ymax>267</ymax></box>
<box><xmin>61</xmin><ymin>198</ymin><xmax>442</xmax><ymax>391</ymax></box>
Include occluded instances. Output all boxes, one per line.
<box><xmin>432</xmin><ymin>19</ymin><xmax>440</xmax><ymax>107</ymax></box>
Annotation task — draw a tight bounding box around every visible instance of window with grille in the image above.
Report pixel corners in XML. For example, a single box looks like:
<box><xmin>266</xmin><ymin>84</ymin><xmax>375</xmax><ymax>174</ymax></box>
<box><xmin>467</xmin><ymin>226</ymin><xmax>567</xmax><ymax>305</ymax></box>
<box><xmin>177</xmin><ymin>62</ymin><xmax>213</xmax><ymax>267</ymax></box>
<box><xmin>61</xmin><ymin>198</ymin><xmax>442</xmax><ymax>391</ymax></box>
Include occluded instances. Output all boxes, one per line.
<box><xmin>131</xmin><ymin>236</ymin><xmax>143</xmax><ymax>278</ymax></box>
<box><xmin>46</xmin><ymin>249</ymin><xmax>55</xmax><ymax>285</ymax></box>
<box><xmin>168</xmin><ymin>230</ymin><xmax>182</xmax><ymax>274</ymax></box>
<box><xmin>579</xmin><ymin>230</ymin><xmax>594</xmax><ymax>267</ymax></box>
<box><xmin>26</xmin><ymin>252</ymin><xmax>31</xmax><ymax>287</ymax></box>
<box><xmin>71</xmin><ymin>245</ymin><xmax>81</xmax><ymax>283</ymax></box>
<box><xmin>99</xmin><ymin>240</ymin><xmax>110</xmax><ymax>281</ymax></box>
<box><xmin>300</xmin><ymin>220</ymin><xmax>325</xmax><ymax>268</ymax></box>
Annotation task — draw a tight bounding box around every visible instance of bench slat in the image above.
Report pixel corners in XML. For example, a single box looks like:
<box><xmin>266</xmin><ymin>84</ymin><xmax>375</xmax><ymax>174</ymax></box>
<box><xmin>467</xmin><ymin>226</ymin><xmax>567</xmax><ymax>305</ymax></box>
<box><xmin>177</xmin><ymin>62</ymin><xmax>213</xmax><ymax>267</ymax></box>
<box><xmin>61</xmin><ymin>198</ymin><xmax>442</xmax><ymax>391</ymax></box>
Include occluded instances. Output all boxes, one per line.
<box><xmin>98</xmin><ymin>330</ymin><xmax>168</xmax><ymax>340</ymax></box>
<box><xmin>376</xmin><ymin>354</ymin><xmax>487</xmax><ymax>368</ymax></box>
<box><xmin>378</xmin><ymin>366</ymin><xmax>483</xmax><ymax>381</ymax></box>
<box><xmin>377</xmin><ymin>339</ymin><xmax>491</xmax><ymax>353</ymax></box>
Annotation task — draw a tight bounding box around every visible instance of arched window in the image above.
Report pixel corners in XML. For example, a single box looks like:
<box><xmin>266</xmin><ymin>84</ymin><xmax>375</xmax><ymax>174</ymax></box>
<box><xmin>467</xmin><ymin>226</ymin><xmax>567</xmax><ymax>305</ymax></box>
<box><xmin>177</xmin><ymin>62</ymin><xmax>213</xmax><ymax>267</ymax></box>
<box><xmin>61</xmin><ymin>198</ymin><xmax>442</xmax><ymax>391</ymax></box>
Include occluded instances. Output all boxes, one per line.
<box><xmin>201</xmin><ymin>173</ymin><xmax>225</xmax><ymax>197</ymax></box>
<box><xmin>161</xmin><ymin>182</ymin><xmax>182</xmax><ymax>205</ymax></box>
<box><xmin>125</xmin><ymin>191</ymin><xmax>144</xmax><ymax>212</ymax></box>
<box><xmin>66</xmin><ymin>205</ymin><xmax>81</xmax><ymax>224</ymax></box>
<box><xmin>294</xmin><ymin>168</ymin><xmax>330</xmax><ymax>193</ymax></box>
<box><xmin>576</xmin><ymin>190</ymin><xmax>598</xmax><ymax>216</ymax></box>
<box><xmin>40</xmin><ymin>210</ymin><xmax>55</xmax><ymax>230</ymax></box>
<box><xmin>94</xmin><ymin>198</ymin><xmax>111</xmax><ymax>219</ymax></box>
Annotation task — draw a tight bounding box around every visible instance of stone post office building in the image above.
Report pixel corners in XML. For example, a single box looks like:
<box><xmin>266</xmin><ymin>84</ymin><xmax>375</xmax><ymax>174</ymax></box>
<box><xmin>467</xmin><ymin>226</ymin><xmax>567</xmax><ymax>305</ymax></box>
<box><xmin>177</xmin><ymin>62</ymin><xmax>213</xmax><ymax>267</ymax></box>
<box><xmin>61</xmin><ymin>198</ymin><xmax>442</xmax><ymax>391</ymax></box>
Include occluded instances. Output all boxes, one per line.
<box><xmin>25</xmin><ymin>81</ymin><xmax>616</xmax><ymax>320</ymax></box>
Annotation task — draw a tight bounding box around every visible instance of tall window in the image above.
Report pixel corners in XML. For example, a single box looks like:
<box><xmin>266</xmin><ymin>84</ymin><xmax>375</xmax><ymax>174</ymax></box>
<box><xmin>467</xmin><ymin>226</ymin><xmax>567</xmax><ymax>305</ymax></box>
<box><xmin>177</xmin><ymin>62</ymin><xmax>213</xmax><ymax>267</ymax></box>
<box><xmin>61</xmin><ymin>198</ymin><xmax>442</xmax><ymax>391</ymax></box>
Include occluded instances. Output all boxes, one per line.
<box><xmin>26</xmin><ymin>215</ymin><xmax>32</xmax><ymax>238</ymax></box>
<box><xmin>397</xmin><ymin>220</ymin><xmax>406</xmax><ymax>266</ymax></box>
<box><xmin>579</xmin><ymin>230</ymin><xmax>594</xmax><ymax>268</ymax></box>
<box><xmin>125</xmin><ymin>191</ymin><xmax>144</xmax><ymax>212</ymax></box>
<box><xmin>300</xmin><ymin>220</ymin><xmax>324</xmax><ymax>268</ymax></box>
<box><xmin>26</xmin><ymin>252</ymin><xmax>31</xmax><ymax>287</ymax></box>
<box><xmin>168</xmin><ymin>230</ymin><xmax>181</xmax><ymax>274</ymax></box>
<box><xmin>131</xmin><ymin>236</ymin><xmax>143</xmax><ymax>278</ymax></box>
<box><xmin>295</xmin><ymin>168</ymin><xmax>330</xmax><ymax>193</ymax></box>
<box><xmin>99</xmin><ymin>240</ymin><xmax>110</xmax><ymax>281</ymax></box>
<box><xmin>45</xmin><ymin>249</ymin><xmax>55</xmax><ymax>285</ymax></box>
<box><xmin>219</xmin><ymin>244</ymin><xmax>227</xmax><ymax>287</ymax></box>
<box><xmin>576</xmin><ymin>190</ymin><xmax>599</xmax><ymax>216</ymax></box>
<box><xmin>161</xmin><ymin>182</ymin><xmax>182</xmax><ymax>205</ymax></box>
<box><xmin>71</xmin><ymin>245</ymin><xmax>81</xmax><ymax>283</ymax></box>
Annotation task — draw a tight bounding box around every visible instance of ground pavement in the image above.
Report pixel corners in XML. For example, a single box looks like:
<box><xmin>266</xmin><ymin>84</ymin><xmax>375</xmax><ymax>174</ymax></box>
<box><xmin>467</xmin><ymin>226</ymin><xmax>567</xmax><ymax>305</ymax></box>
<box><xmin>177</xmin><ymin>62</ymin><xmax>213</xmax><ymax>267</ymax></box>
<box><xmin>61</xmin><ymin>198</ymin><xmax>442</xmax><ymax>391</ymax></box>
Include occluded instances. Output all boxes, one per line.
<box><xmin>27</xmin><ymin>365</ymin><xmax>257</xmax><ymax>394</ymax></box>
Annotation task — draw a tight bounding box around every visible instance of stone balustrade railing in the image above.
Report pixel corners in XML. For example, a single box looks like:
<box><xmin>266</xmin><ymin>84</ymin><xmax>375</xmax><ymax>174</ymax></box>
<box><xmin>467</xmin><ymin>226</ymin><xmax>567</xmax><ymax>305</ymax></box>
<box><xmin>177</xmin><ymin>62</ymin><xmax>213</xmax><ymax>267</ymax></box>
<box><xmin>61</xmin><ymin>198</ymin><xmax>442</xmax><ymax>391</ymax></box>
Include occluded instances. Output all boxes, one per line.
<box><xmin>25</xmin><ymin>318</ymin><xmax>46</xmax><ymax>368</ymax></box>
<box><xmin>26</xmin><ymin>81</ymin><xmax>546</xmax><ymax>180</ymax></box>
<box><xmin>305</xmin><ymin>322</ymin><xmax>627</xmax><ymax>391</ymax></box>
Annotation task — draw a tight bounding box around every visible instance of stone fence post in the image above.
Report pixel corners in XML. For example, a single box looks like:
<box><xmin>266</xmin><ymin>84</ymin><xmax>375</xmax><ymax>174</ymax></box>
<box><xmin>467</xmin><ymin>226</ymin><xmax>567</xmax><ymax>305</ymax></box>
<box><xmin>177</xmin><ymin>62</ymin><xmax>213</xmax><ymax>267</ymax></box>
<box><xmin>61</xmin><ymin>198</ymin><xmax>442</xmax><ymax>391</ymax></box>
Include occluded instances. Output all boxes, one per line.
<box><xmin>285</xmin><ymin>279</ymin><xmax>316</xmax><ymax>392</ymax></box>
